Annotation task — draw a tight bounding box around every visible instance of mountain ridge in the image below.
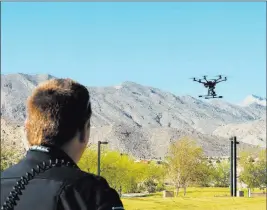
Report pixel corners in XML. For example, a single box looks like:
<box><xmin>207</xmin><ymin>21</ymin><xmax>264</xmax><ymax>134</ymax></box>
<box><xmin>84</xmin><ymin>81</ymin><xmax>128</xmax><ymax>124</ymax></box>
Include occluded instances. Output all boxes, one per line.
<box><xmin>242</xmin><ymin>94</ymin><xmax>266</xmax><ymax>107</ymax></box>
<box><xmin>1</xmin><ymin>73</ymin><xmax>266</xmax><ymax>158</ymax></box>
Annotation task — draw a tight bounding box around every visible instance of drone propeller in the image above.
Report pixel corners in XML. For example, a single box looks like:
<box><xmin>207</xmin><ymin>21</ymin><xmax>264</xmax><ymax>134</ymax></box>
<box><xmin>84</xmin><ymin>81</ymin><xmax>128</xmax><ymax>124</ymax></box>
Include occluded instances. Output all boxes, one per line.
<box><xmin>189</xmin><ymin>77</ymin><xmax>198</xmax><ymax>81</ymax></box>
<box><xmin>215</xmin><ymin>74</ymin><xmax>228</xmax><ymax>78</ymax></box>
<box><xmin>212</xmin><ymin>75</ymin><xmax>228</xmax><ymax>81</ymax></box>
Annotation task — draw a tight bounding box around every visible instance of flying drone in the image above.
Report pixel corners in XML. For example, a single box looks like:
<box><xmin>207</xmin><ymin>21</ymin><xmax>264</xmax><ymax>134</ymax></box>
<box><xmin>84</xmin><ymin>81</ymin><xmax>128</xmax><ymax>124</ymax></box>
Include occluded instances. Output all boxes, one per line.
<box><xmin>190</xmin><ymin>75</ymin><xmax>227</xmax><ymax>99</ymax></box>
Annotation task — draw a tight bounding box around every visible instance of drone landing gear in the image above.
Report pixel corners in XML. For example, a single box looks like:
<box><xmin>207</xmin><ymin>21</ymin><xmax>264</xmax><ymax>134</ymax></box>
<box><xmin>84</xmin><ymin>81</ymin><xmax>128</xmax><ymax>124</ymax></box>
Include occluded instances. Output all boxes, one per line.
<box><xmin>204</xmin><ymin>96</ymin><xmax>223</xmax><ymax>99</ymax></box>
<box><xmin>199</xmin><ymin>95</ymin><xmax>223</xmax><ymax>99</ymax></box>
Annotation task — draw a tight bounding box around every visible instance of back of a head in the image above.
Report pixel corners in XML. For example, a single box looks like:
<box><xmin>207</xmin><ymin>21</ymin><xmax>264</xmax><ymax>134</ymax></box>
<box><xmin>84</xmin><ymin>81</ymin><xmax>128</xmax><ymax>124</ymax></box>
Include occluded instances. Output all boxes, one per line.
<box><xmin>1</xmin><ymin>78</ymin><xmax>125</xmax><ymax>210</ymax></box>
<box><xmin>25</xmin><ymin>78</ymin><xmax>92</xmax><ymax>147</ymax></box>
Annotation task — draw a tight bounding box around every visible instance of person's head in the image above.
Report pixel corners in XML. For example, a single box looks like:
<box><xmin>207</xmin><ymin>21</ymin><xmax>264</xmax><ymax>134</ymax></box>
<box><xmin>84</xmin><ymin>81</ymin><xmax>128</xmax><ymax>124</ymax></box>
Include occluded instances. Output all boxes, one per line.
<box><xmin>25</xmin><ymin>78</ymin><xmax>92</xmax><ymax>163</ymax></box>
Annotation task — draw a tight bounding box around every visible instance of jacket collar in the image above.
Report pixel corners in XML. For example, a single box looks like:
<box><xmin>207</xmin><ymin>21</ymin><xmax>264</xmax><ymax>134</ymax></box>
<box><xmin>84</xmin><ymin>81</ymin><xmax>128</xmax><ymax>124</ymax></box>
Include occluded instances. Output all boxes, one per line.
<box><xmin>27</xmin><ymin>144</ymin><xmax>79</xmax><ymax>168</ymax></box>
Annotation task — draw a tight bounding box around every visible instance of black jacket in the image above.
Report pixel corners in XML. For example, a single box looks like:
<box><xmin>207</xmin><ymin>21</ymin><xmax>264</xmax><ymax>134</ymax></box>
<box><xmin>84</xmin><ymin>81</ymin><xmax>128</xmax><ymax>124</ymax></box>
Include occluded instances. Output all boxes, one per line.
<box><xmin>1</xmin><ymin>145</ymin><xmax>124</xmax><ymax>210</ymax></box>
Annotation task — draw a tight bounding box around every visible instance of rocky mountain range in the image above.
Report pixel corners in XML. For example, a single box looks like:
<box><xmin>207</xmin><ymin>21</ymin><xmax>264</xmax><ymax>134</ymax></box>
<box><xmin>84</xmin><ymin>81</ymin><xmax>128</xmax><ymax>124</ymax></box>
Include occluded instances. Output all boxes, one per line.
<box><xmin>1</xmin><ymin>73</ymin><xmax>266</xmax><ymax>158</ymax></box>
<box><xmin>241</xmin><ymin>94</ymin><xmax>266</xmax><ymax>107</ymax></box>
<box><xmin>213</xmin><ymin>117</ymin><xmax>266</xmax><ymax>147</ymax></box>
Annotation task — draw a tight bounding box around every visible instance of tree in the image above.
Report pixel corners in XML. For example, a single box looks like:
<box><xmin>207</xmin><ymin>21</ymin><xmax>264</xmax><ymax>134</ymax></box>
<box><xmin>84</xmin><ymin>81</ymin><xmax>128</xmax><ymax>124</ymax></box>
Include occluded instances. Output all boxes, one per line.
<box><xmin>143</xmin><ymin>179</ymin><xmax>157</xmax><ymax>193</ymax></box>
<box><xmin>78</xmin><ymin>147</ymin><xmax>141</xmax><ymax>193</ymax></box>
<box><xmin>78</xmin><ymin>146</ymin><xmax>98</xmax><ymax>173</ymax></box>
<box><xmin>193</xmin><ymin>160</ymin><xmax>215</xmax><ymax>187</ymax></box>
<box><xmin>239</xmin><ymin>149</ymin><xmax>266</xmax><ymax>190</ymax></box>
<box><xmin>1</xmin><ymin>145</ymin><xmax>23</xmax><ymax>171</ymax></box>
<box><xmin>140</xmin><ymin>162</ymin><xmax>166</xmax><ymax>193</ymax></box>
<box><xmin>166</xmin><ymin>137</ymin><xmax>205</xmax><ymax>196</ymax></box>
<box><xmin>101</xmin><ymin>151</ymin><xmax>137</xmax><ymax>193</ymax></box>
<box><xmin>212</xmin><ymin>160</ymin><xmax>230</xmax><ymax>187</ymax></box>
<box><xmin>78</xmin><ymin>147</ymin><xmax>167</xmax><ymax>194</ymax></box>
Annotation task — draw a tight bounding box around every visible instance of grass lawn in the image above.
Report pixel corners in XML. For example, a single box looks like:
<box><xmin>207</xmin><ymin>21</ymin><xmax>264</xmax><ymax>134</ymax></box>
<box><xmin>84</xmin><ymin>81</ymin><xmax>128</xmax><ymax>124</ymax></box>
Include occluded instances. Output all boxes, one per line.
<box><xmin>122</xmin><ymin>188</ymin><xmax>266</xmax><ymax>210</ymax></box>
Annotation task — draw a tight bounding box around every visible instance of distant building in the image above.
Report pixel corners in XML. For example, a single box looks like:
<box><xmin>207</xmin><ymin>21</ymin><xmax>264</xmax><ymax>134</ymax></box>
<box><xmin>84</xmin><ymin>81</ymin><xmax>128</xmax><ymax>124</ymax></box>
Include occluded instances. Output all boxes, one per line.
<box><xmin>140</xmin><ymin>160</ymin><xmax>151</xmax><ymax>164</ymax></box>
<box><xmin>134</xmin><ymin>158</ymin><xmax>165</xmax><ymax>165</ymax></box>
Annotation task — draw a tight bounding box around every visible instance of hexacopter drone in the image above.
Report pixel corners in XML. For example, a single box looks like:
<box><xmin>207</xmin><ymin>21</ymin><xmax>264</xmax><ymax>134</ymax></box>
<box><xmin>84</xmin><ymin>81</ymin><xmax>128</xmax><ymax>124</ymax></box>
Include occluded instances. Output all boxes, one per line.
<box><xmin>190</xmin><ymin>75</ymin><xmax>227</xmax><ymax>99</ymax></box>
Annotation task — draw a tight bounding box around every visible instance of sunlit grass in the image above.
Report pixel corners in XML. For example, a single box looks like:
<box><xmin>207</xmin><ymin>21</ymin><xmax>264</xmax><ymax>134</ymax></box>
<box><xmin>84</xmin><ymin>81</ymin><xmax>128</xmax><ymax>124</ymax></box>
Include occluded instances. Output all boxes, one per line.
<box><xmin>122</xmin><ymin>187</ymin><xmax>266</xmax><ymax>210</ymax></box>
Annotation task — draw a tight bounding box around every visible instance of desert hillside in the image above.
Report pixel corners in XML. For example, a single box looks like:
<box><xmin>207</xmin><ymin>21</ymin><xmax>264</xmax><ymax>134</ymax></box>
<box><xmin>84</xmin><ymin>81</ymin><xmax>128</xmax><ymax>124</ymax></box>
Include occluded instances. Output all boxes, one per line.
<box><xmin>1</xmin><ymin>73</ymin><xmax>266</xmax><ymax>158</ymax></box>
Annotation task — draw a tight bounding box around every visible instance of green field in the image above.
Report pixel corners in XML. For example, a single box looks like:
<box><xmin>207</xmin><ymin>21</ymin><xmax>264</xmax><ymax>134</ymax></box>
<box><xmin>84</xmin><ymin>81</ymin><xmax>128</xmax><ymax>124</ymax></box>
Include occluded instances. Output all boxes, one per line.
<box><xmin>122</xmin><ymin>188</ymin><xmax>266</xmax><ymax>210</ymax></box>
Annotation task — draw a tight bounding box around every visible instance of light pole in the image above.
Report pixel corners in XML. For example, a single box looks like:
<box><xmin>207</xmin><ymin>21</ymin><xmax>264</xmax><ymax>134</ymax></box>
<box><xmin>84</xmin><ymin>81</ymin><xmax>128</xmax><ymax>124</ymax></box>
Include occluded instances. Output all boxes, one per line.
<box><xmin>230</xmin><ymin>136</ymin><xmax>239</xmax><ymax>197</ymax></box>
<box><xmin>97</xmin><ymin>141</ymin><xmax>108</xmax><ymax>176</ymax></box>
<box><xmin>119</xmin><ymin>153</ymin><xmax>124</xmax><ymax>197</ymax></box>
<box><xmin>230</xmin><ymin>139</ymin><xmax>233</xmax><ymax>197</ymax></box>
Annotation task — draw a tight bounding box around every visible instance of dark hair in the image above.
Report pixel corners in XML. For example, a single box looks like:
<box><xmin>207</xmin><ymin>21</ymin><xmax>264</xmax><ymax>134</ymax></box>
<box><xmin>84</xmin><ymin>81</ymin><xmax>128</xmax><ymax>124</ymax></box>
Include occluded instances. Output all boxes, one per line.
<box><xmin>25</xmin><ymin>78</ymin><xmax>92</xmax><ymax>147</ymax></box>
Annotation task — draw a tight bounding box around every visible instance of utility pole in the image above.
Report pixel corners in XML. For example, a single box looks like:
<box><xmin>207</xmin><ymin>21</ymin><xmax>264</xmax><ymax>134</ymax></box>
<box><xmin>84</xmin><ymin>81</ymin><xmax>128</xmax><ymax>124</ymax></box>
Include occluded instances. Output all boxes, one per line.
<box><xmin>230</xmin><ymin>140</ymin><xmax>233</xmax><ymax>197</ymax></box>
<box><xmin>97</xmin><ymin>141</ymin><xmax>108</xmax><ymax>176</ymax></box>
<box><xmin>119</xmin><ymin>153</ymin><xmax>124</xmax><ymax>197</ymax></box>
<box><xmin>230</xmin><ymin>136</ymin><xmax>239</xmax><ymax>197</ymax></box>
<box><xmin>233</xmin><ymin>136</ymin><xmax>239</xmax><ymax>197</ymax></box>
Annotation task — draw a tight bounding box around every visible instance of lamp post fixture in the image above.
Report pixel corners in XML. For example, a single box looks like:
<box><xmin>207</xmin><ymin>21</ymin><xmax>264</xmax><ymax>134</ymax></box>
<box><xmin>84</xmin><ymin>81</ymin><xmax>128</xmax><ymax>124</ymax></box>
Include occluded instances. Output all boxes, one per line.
<box><xmin>97</xmin><ymin>141</ymin><xmax>108</xmax><ymax>176</ymax></box>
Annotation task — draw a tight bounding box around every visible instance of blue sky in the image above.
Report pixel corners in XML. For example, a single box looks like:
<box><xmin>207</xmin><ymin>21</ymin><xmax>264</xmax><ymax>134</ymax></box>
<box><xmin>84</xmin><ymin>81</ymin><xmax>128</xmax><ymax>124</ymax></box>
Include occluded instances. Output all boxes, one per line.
<box><xmin>2</xmin><ymin>2</ymin><xmax>266</xmax><ymax>103</ymax></box>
